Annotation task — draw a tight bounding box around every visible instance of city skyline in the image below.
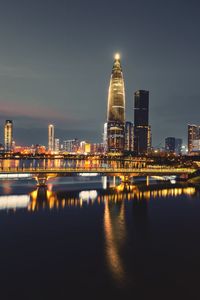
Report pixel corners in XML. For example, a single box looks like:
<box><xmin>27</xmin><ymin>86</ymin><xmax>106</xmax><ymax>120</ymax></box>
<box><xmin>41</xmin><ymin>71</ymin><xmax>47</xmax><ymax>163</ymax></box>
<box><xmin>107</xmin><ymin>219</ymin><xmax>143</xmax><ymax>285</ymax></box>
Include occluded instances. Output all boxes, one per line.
<box><xmin>0</xmin><ymin>58</ymin><xmax>197</xmax><ymax>152</ymax></box>
<box><xmin>0</xmin><ymin>1</ymin><xmax>200</xmax><ymax>146</ymax></box>
<box><xmin>1</xmin><ymin>2</ymin><xmax>200</xmax><ymax>299</ymax></box>
<box><xmin>0</xmin><ymin>50</ymin><xmax>197</xmax><ymax>149</ymax></box>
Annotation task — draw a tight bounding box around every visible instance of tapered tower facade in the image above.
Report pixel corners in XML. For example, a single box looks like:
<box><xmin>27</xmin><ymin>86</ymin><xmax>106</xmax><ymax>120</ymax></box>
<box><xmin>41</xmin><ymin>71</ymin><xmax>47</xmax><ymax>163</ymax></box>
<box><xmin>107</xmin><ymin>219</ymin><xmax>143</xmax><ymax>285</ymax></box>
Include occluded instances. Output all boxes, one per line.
<box><xmin>107</xmin><ymin>54</ymin><xmax>125</xmax><ymax>154</ymax></box>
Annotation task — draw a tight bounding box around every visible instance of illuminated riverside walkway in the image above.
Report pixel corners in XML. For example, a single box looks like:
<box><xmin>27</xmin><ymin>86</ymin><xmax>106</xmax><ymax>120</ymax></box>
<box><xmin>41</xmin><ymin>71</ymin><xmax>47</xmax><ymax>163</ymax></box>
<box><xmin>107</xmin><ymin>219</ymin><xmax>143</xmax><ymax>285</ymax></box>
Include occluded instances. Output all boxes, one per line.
<box><xmin>0</xmin><ymin>166</ymin><xmax>196</xmax><ymax>186</ymax></box>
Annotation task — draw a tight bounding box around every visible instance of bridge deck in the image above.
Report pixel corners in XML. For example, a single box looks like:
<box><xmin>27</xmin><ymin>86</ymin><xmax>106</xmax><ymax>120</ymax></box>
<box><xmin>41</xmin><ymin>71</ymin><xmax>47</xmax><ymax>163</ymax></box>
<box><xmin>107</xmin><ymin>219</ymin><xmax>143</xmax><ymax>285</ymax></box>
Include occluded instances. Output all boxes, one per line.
<box><xmin>0</xmin><ymin>167</ymin><xmax>196</xmax><ymax>176</ymax></box>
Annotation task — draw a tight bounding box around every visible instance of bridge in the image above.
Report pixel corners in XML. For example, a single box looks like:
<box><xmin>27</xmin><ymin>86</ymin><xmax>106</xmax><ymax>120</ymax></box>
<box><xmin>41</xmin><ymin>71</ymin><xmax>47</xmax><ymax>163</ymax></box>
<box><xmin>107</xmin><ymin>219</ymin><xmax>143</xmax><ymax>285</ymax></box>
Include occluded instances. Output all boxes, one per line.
<box><xmin>0</xmin><ymin>167</ymin><xmax>196</xmax><ymax>186</ymax></box>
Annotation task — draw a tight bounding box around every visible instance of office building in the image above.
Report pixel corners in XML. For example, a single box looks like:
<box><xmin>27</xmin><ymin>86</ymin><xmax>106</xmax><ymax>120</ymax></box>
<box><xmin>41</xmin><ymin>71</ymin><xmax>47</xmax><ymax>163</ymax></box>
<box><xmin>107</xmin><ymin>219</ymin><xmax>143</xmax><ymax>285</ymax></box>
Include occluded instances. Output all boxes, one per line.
<box><xmin>103</xmin><ymin>122</ymin><xmax>108</xmax><ymax>153</ymax></box>
<box><xmin>48</xmin><ymin>124</ymin><xmax>54</xmax><ymax>152</ymax></box>
<box><xmin>191</xmin><ymin>139</ymin><xmax>200</xmax><ymax>152</ymax></box>
<box><xmin>107</xmin><ymin>54</ymin><xmax>125</xmax><ymax>154</ymax></box>
<box><xmin>80</xmin><ymin>141</ymin><xmax>91</xmax><ymax>154</ymax></box>
<box><xmin>125</xmin><ymin>121</ymin><xmax>134</xmax><ymax>152</ymax></box>
<box><xmin>91</xmin><ymin>143</ymin><xmax>104</xmax><ymax>154</ymax></box>
<box><xmin>4</xmin><ymin>120</ymin><xmax>13</xmax><ymax>152</ymax></box>
<box><xmin>134</xmin><ymin>90</ymin><xmax>149</xmax><ymax>154</ymax></box>
<box><xmin>188</xmin><ymin>124</ymin><xmax>200</xmax><ymax>154</ymax></box>
<box><xmin>175</xmin><ymin>138</ymin><xmax>182</xmax><ymax>154</ymax></box>
<box><xmin>165</xmin><ymin>137</ymin><xmax>176</xmax><ymax>152</ymax></box>
<box><xmin>54</xmin><ymin>138</ymin><xmax>60</xmax><ymax>152</ymax></box>
<box><xmin>63</xmin><ymin>139</ymin><xmax>79</xmax><ymax>153</ymax></box>
<box><xmin>165</xmin><ymin>137</ymin><xmax>183</xmax><ymax>154</ymax></box>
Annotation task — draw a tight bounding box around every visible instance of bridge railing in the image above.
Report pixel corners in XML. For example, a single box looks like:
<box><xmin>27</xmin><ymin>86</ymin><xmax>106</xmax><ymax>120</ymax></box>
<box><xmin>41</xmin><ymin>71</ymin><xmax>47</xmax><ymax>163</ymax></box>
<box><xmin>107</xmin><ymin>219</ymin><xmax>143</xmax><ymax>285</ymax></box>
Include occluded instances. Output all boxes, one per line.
<box><xmin>0</xmin><ymin>166</ymin><xmax>196</xmax><ymax>174</ymax></box>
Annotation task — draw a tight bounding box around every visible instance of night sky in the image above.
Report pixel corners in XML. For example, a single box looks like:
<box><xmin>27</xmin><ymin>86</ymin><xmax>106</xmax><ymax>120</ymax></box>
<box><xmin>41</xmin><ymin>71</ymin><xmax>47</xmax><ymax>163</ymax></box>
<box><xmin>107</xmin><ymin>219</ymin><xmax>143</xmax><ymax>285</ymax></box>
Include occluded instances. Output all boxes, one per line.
<box><xmin>0</xmin><ymin>0</ymin><xmax>199</xmax><ymax>147</ymax></box>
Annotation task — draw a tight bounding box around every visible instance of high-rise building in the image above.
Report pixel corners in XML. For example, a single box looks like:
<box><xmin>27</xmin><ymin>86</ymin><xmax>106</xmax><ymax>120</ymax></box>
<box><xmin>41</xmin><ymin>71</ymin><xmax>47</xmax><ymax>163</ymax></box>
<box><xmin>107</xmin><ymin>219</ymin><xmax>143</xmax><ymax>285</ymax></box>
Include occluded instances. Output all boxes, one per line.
<box><xmin>175</xmin><ymin>138</ymin><xmax>182</xmax><ymax>154</ymax></box>
<box><xmin>192</xmin><ymin>140</ymin><xmax>200</xmax><ymax>152</ymax></box>
<box><xmin>4</xmin><ymin>120</ymin><xmax>13</xmax><ymax>152</ymax></box>
<box><xmin>91</xmin><ymin>143</ymin><xmax>104</xmax><ymax>154</ymax></box>
<box><xmin>188</xmin><ymin>124</ymin><xmax>200</xmax><ymax>154</ymax></box>
<box><xmin>165</xmin><ymin>137</ymin><xmax>176</xmax><ymax>152</ymax></box>
<box><xmin>165</xmin><ymin>137</ymin><xmax>183</xmax><ymax>154</ymax></box>
<box><xmin>125</xmin><ymin>121</ymin><xmax>134</xmax><ymax>152</ymax></box>
<box><xmin>48</xmin><ymin>124</ymin><xmax>54</xmax><ymax>152</ymax></box>
<box><xmin>103</xmin><ymin>122</ymin><xmax>108</xmax><ymax>153</ymax></box>
<box><xmin>80</xmin><ymin>141</ymin><xmax>91</xmax><ymax>154</ymax></box>
<box><xmin>54</xmin><ymin>138</ymin><xmax>60</xmax><ymax>152</ymax></box>
<box><xmin>63</xmin><ymin>139</ymin><xmax>79</xmax><ymax>153</ymax></box>
<box><xmin>134</xmin><ymin>90</ymin><xmax>149</xmax><ymax>155</ymax></box>
<box><xmin>107</xmin><ymin>54</ymin><xmax>125</xmax><ymax>154</ymax></box>
<box><xmin>147</xmin><ymin>125</ymin><xmax>152</xmax><ymax>149</ymax></box>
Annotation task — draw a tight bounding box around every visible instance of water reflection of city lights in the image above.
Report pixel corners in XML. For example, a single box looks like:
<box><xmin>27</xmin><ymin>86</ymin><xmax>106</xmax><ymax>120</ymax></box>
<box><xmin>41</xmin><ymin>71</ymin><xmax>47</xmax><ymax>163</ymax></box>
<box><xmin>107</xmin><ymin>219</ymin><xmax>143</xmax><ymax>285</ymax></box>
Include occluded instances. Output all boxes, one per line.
<box><xmin>89</xmin><ymin>190</ymin><xmax>98</xmax><ymax>199</ymax></box>
<box><xmin>170</xmin><ymin>179</ymin><xmax>176</xmax><ymax>184</ymax></box>
<box><xmin>47</xmin><ymin>183</ymin><xmax>53</xmax><ymax>191</ymax></box>
<box><xmin>26</xmin><ymin>185</ymin><xmax>197</xmax><ymax>212</ymax></box>
<box><xmin>2</xmin><ymin>181</ymin><xmax>12</xmax><ymax>194</ymax></box>
<box><xmin>104</xmin><ymin>199</ymin><xmax>126</xmax><ymax>285</ymax></box>
<box><xmin>79</xmin><ymin>190</ymin><xmax>98</xmax><ymax>201</ymax></box>
<box><xmin>0</xmin><ymin>195</ymin><xmax>30</xmax><ymax>210</ymax></box>
<box><xmin>79</xmin><ymin>173</ymin><xmax>98</xmax><ymax>176</ymax></box>
<box><xmin>0</xmin><ymin>174</ymin><xmax>31</xmax><ymax>179</ymax></box>
<box><xmin>102</xmin><ymin>176</ymin><xmax>107</xmax><ymax>190</ymax></box>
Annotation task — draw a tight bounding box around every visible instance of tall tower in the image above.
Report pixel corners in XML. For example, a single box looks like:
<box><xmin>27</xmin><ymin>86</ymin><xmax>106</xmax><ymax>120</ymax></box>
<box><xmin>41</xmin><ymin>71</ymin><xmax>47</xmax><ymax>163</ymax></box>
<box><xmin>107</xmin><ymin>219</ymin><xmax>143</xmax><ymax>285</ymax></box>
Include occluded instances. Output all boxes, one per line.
<box><xmin>48</xmin><ymin>124</ymin><xmax>54</xmax><ymax>152</ymax></box>
<box><xmin>134</xmin><ymin>90</ymin><xmax>150</xmax><ymax>155</ymax></box>
<box><xmin>4</xmin><ymin>120</ymin><xmax>13</xmax><ymax>152</ymax></box>
<box><xmin>107</xmin><ymin>53</ymin><xmax>125</xmax><ymax>154</ymax></box>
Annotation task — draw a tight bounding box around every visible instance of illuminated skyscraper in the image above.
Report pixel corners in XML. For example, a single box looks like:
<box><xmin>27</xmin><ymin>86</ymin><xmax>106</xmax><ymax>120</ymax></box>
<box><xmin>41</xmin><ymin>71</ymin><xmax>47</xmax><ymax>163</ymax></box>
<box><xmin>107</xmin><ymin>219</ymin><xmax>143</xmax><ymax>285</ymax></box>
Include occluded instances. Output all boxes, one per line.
<box><xmin>103</xmin><ymin>122</ymin><xmax>108</xmax><ymax>152</ymax></box>
<box><xmin>125</xmin><ymin>121</ymin><xmax>134</xmax><ymax>152</ymax></box>
<box><xmin>107</xmin><ymin>54</ymin><xmax>125</xmax><ymax>154</ymax></box>
<box><xmin>54</xmin><ymin>138</ymin><xmax>60</xmax><ymax>152</ymax></box>
<box><xmin>188</xmin><ymin>124</ymin><xmax>200</xmax><ymax>154</ymax></box>
<box><xmin>48</xmin><ymin>124</ymin><xmax>54</xmax><ymax>152</ymax></box>
<box><xmin>134</xmin><ymin>90</ymin><xmax>150</xmax><ymax>155</ymax></box>
<box><xmin>4</xmin><ymin>120</ymin><xmax>13</xmax><ymax>152</ymax></box>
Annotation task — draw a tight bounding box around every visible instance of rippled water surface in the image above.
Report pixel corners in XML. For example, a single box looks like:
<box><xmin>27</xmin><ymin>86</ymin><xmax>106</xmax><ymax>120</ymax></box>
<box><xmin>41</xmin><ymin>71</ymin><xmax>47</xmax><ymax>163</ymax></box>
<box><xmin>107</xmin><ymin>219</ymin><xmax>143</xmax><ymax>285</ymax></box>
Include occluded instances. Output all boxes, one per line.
<box><xmin>0</xmin><ymin>176</ymin><xmax>200</xmax><ymax>300</ymax></box>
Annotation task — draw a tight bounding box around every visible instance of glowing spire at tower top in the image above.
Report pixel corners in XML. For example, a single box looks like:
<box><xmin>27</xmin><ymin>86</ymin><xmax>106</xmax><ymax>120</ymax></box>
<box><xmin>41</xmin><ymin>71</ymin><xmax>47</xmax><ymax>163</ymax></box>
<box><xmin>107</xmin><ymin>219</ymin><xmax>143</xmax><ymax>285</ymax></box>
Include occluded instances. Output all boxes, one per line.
<box><xmin>115</xmin><ymin>53</ymin><xmax>120</xmax><ymax>60</ymax></box>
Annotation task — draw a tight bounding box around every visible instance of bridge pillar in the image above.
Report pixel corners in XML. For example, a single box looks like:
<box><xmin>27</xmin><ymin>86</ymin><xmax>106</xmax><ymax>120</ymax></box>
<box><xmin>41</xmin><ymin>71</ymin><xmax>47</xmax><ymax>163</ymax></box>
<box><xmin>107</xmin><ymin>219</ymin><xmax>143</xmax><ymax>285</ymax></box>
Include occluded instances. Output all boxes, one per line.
<box><xmin>119</xmin><ymin>175</ymin><xmax>132</xmax><ymax>184</ymax></box>
<box><xmin>36</xmin><ymin>175</ymin><xmax>48</xmax><ymax>187</ymax></box>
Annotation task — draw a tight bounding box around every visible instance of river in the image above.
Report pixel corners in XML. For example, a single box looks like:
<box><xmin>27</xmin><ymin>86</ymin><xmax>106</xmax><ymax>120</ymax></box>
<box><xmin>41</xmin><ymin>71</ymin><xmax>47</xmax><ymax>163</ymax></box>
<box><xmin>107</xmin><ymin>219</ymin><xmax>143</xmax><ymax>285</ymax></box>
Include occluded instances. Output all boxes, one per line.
<box><xmin>0</xmin><ymin>161</ymin><xmax>199</xmax><ymax>299</ymax></box>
